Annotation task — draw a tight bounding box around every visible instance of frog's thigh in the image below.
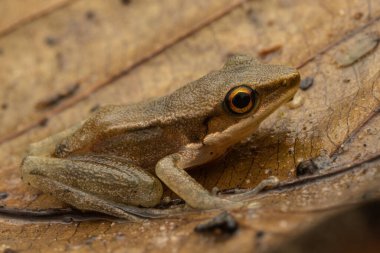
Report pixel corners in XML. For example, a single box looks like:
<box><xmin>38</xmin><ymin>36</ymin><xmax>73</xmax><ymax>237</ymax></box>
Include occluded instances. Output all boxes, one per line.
<box><xmin>22</xmin><ymin>156</ymin><xmax>163</xmax><ymax>213</ymax></box>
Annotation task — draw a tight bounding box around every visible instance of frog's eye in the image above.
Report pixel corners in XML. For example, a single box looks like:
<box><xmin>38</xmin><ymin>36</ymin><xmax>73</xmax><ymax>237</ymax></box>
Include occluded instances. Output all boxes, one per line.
<box><xmin>225</xmin><ymin>85</ymin><xmax>257</xmax><ymax>114</ymax></box>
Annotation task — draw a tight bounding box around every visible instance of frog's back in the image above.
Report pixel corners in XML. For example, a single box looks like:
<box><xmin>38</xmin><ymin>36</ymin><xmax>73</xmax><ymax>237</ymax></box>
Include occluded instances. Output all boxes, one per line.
<box><xmin>89</xmin><ymin>98</ymin><xmax>211</xmax><ymax>168</ymax></box>
<box><xmin>93</xmin><ymin>70</ymin><xmax>228</xmax><ymax>131</ymax></box>
<box><xmin>97</xmin><ymin>55</ymin><xmax>290</xmax><ymax>130</ymax></box>
<box><xmin>85</xmin><ymin>69</ymin><xmax>233</xmax><ymax>167</ymax></box>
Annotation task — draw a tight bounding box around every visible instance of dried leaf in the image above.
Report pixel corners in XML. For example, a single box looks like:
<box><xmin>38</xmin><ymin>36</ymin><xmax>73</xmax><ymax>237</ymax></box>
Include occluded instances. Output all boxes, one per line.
<box><xmin>0</xmin><ymin>0</ymin><xmax>380</xmax><ymax>252</ymax></box>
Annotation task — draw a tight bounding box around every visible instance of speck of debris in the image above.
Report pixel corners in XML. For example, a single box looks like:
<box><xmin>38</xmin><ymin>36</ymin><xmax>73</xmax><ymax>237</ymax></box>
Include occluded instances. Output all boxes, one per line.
<box><xmin>267</xmin><ymin>20</ymin><xmax>275</xmax><ymax>26</ymax></box>
<box><xmin>194</xmin><ymin>211</ymin><xmax>239</xmax><ymax>235</ymax></box>
<box><xmin>300</xmin><ymin>77</ymin><xmax>314</xmax><ymax>90</ymax></box>
<box><xmin>39</xmin><ymin>118</ymin><xmax>49</xmax><ymax>127</ymax></box>
<box><xmin>296</xmin><ymin>159</ymin><xmax>319</xmax><ymax>176</ymax></box>
<box><xmin>120</xmin><ymin>0</ymin><xmax>131</xmax><ymax>5</ymax></box>
<box><xmin>85</xmin><ymin>10</ymin><xmax>96</xmax><ymax>20</ymax></box>
<box><xmin>35</xmin><ymin>83</ymin><xmax>80</xmax><ymax>110</ymax></box>
<box><xmin>258</xmin><ymin>44</ymin><xmax>282</xmax><ymax>58</ymax></box>
<box><xmin>343</xmin><ymin>78</ymin><xmax>351</xmax><ymax>83</ymax></box>
<box><xmin>287</xmin><ymin>93</ymin><xmax>304</xmax><ymax>109</ymax></box>
<box><xmin>254</xmin><ymin>230</ymin><xmax>266</xmax><ymax>249</ymax></box>
<box><xmin>0</xmin><ymin>192</ymin><xmax>8</xmax><ymax>200</ymax></box>
<box><xmin>256</xmin><ymin>230</ymin><xmax>265</xmax><ymax>238</ymax></box>
<box><xmin>353</xmin><ymin>12</ymin><xmax>364</xmax><ymax>20</ymax></box>
<box><xmin>45</xmin><ymin>36</ymin><xmax>59</xmax><ymax>46</ymax></box>
<box><xmin>1</xmin><ymin>103</ymin><xmax>8</xmax><ymax>110</ymax></box>
<box><xmin>245</xmin><ymin>8</ymin><xmax>259</xmax><ymax>24</ymax></box>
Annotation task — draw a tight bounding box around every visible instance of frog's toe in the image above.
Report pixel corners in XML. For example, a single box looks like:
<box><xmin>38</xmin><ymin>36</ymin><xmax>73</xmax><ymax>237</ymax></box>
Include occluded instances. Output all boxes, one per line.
<box><xmin>188</xmin><ymin>196</ymin><xmax>243</xmax><ymax>210</ymax></box>
<box><xmin>222</xmin><ymin>176</ymin><xmax>279</xmax><ymax>201</ymax></box>
<box><xmin>222</xmin><ymin>200</ymin><xmax>244</xmax><ymax>210</ymax></box>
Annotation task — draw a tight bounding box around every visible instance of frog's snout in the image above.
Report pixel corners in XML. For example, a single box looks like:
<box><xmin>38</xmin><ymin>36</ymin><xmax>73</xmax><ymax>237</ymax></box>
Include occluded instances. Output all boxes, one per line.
<box><xmin>287</xmin><ymin>69</ymin><xmax>301</xmax><ymax>89</ymax></box>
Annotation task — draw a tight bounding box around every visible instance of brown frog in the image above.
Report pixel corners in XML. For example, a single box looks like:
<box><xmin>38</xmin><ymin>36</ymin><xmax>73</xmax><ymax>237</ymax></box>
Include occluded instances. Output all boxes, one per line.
<box><xmin>21</xmin><ymin>55</ymin><xmax>300</xmax><ymax>221</ymax></box>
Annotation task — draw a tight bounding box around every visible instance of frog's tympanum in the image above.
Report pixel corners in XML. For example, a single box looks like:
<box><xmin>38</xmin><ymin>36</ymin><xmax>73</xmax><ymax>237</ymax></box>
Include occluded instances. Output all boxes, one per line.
<box><xmin>21</xmin><ymin>55</ymin><xmax>300</xmax><ymax>221</ymax></box>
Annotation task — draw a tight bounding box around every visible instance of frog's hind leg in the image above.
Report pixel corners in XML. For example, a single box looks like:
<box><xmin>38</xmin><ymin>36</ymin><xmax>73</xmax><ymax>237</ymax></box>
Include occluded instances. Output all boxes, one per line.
<box><xmin>21</xmin><ymin>155</ymin><xmax>169</xmax><ymax>221</ymax></box>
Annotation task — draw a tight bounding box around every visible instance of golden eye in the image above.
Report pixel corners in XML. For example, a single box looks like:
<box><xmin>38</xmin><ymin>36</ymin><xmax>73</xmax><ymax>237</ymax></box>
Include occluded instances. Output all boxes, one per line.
<box><xmin>225</xmin><ymin>85</ymin><xmax>257</xmax><ymax>114</ymax></box>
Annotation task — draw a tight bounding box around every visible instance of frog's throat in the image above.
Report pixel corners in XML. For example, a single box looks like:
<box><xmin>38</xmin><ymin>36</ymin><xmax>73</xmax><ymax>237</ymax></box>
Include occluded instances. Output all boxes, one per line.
<box><xmin>203</xmin><ymin>85</ymin><xmax>298</xmax><ymax>147</ymax></box>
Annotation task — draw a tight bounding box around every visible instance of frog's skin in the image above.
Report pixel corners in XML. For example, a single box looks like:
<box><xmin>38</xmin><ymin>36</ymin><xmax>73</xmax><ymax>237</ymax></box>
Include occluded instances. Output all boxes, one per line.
<box><xmin>21</xmin><ymin>55</ymin><xmax>300</xmax><ymax>221</ymax></box>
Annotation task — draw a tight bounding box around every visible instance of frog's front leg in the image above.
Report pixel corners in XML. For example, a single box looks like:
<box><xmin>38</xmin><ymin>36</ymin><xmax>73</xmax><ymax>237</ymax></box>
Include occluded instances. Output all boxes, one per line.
<box><xmin>156</xmin><ymin>149</ymin><xmax>280</xmax><ymax>209</ymax></box>
<box><xmin>156</xmin><ymin>153</ymin><xmax>240</xmax><ymax>210</ymax></box>
<box><xmin>21</xmin><ymin>155</ymin><xmax>164</xmax><ymax>221</ymax></box>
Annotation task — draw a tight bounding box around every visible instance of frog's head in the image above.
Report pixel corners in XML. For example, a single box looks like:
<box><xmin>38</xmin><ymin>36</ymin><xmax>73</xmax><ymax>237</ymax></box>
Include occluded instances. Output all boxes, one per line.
<box><xmin>201</xmin><ymin>55</ymin><xmax>300</xmax><ymax>146</ymax></box>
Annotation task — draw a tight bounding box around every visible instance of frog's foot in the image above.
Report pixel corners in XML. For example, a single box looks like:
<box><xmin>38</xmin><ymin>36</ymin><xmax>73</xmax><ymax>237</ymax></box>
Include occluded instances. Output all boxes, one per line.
<box><xmin>221</xmin><ymin>176</ymin><xmax>279</xmax><ymax>201</ymax></box>
<box><xmin>21</xmin><ymin>155</ymin><xmax>173</xmax><ymax>221</ymax></box>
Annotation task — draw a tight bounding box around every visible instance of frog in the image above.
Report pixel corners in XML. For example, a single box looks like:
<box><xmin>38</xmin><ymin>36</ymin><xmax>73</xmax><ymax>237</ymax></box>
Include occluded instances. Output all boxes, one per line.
<box><xmin>21</xmin><ymin>55</ymin><xmax>300</xmax><ymax>221</ymax></box>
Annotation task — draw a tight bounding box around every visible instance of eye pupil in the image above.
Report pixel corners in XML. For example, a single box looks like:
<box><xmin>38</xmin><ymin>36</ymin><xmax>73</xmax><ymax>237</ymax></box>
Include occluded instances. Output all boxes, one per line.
<box><xmin>232</xmin><ymin>92</ymin><xmax>251</xmax><ymax>109</ymax></box>
<box><xmin>224</xmin><ymin>85</ymin><xmax>257</xmax><ymax>114</ymax></box>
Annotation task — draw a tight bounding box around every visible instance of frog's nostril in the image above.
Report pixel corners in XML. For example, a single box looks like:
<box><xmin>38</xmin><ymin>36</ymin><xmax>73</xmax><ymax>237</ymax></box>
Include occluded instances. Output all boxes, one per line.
<box><xmin>292</xmin><ymin>72</ymin><xmax>301</xmax><ymax>84</ymax></box>
<box><xmin>285</xmin><ymin>71</ymin><xmax>301</xmax><ymax>89</ymax></box>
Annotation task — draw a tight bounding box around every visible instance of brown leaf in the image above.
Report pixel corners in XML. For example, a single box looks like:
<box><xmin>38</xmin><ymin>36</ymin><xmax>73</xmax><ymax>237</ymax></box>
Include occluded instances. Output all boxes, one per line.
<box><xmin>0</xmin><ymin>0</ymin><xmax>76</xmax><ymax>37</ymax></box>
<box><xmin>0</xmin><ymin>0</ymin><xmax>380</xmax><ymax>252</ymax></box>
